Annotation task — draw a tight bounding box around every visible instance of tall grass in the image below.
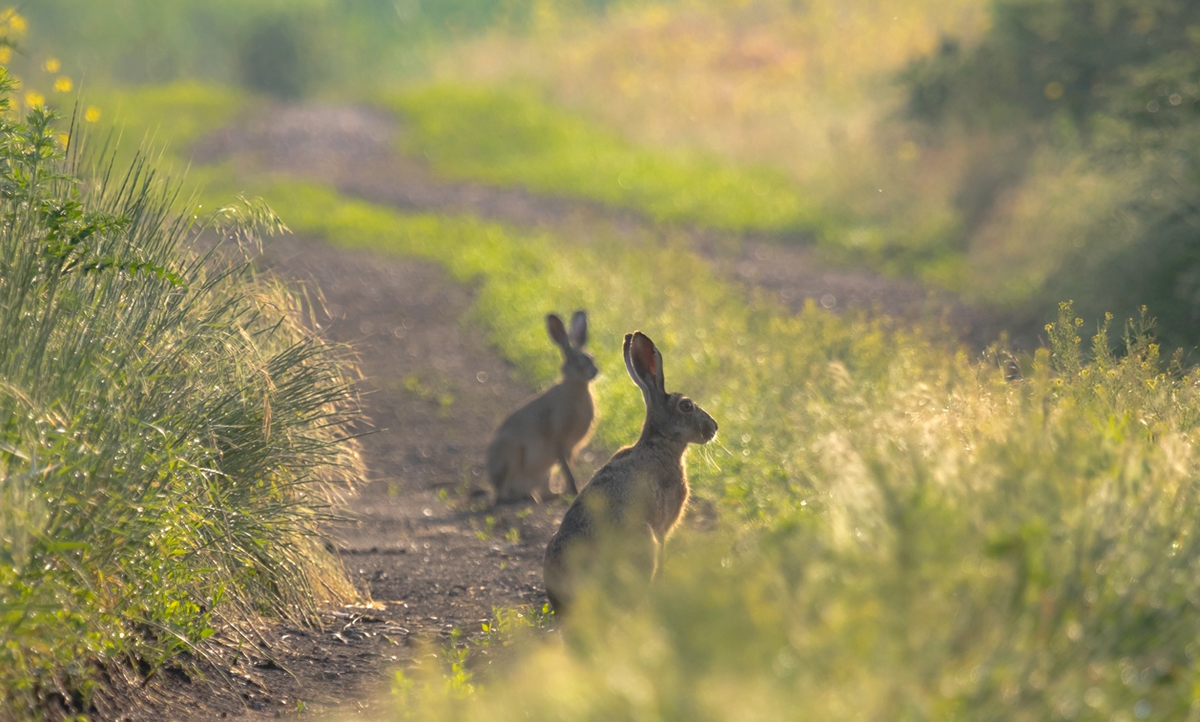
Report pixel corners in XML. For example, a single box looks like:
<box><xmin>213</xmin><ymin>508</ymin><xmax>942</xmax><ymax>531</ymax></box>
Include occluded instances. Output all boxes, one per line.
<box><xmin>244</xmin><ymin>179</ymin><xmax>1200</xmax><ymax>719</ymax></box>
<box><xmin>0</xmin><ymin>83</ymin><xmax>361</xmax><ymax>716</ymax></box>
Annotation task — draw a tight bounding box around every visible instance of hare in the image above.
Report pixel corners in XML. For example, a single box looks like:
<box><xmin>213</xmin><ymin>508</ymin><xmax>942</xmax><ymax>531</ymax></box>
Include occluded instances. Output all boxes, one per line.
<box><xmin>543</xmin><ymin>331</ymin><xmax>718</xmax><ymax>614</ymax></box>
<box><xmin>486</xmin><ymin>311</ymin><xmax>598</xmax><ymax>503</ymax></box>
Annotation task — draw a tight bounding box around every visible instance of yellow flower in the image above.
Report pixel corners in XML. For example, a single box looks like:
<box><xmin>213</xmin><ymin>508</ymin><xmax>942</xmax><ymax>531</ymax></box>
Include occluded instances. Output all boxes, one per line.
<box><xmin>43</xmin><ymin>58</ymin><xmax>60</xmax><ymax>74</ymax></box>
<box><xmin>4</xmin><ymin>11</ymin><xmax>26</xmax><ymax>35</ymax></box>
<box><xmin>25</xmin><ymin>91</ymin><xmax>43</xmax><ymax>108</ymax></box>
<box><xmin>57</xmin><ymin>133</ymin><xmax>69</xmax><ymax>148</ymax></box>
<box><xmin>0</xmin><ymin>46</ymin><xmax>10</xmax><ymax>64</ymax></box>
<box><xmin>84</xmin><ymin>106</ymin><xmax>101</xmax><ymax>123</ymax></box>
<box><xmin>53</xmin><ymin>76</ymin><xmax>72</xmax><ymax>93</ymax></box>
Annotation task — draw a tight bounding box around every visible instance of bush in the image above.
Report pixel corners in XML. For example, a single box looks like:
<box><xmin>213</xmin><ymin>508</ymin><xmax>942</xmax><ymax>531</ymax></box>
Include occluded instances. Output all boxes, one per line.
<box><xmin>237</xmin><ymin>14</ymin><xmax>313</xmax><ymax>100</ymax></box>
<box><xmin>900</xmin><ymin>0</ymin><xmax>1200</xmax><ymax>347</ymax></box>
<box><xmin>903</xmin><ymin>0</ymin><xmax>1200</xmax><ymax>130</ymax></box>
<box><xmin>0</xmin><ymin>75</ymin><xmax>361</xmax><ymax>716</ymax></box>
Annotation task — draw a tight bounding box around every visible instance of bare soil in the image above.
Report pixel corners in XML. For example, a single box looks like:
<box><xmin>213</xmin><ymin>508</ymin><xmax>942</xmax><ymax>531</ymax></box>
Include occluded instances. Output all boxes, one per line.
<box><xmin>105</xmin><ymin>102</ymin><xmax>1019</xmax><ymax>720</ymax></box>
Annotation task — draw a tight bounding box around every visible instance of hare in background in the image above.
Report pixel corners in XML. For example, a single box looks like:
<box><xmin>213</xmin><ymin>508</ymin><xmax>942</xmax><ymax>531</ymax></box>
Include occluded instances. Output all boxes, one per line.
<box><xmin>487</xmin><ymin>311</ymin><xmax>598</xmax><ymax>503</ymax></box>
<box><xmin>543</xmin><ymin>331</ymin><xmax>718</xmax><ymax>614</ymax></box>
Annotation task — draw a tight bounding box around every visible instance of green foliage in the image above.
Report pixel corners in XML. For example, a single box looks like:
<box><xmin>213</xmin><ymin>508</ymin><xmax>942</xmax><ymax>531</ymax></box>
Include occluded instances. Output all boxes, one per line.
<box><xmin>1034</xmin><ymin>145</ymin><xmax>1200</xmax><ymax>349</ymax></box>
<box><xmin>85</xmin><ymin>82</ymin><xmax>246</xmax><ymax>177</ymax></box>
<box><xmin>0</xmin><ymin>80</ymin><xmax>360</xmax><ymax>715</ymax></box>
<box><xmin>254</xmin><ymin>178</ymin><xmax>1200</xmax><ymax>718</ymax></box>
<box><xmin>899</xmin><ymin>0</ymin><xmax>1200</xmax><ymax>346</ymax></box>
<box><xmin>904</xmin><ymin>0</ymin><xmax>1200</xmax><ymax>130</ymax></box>
<box><xmin>236</xmin><ymin>14</ymin><xmax>314</xmax><ymax>100</ymax></box>
<box><xmin>386</xmin><ymin>84</ymin><xmax>814</xmax><ymax>234</ymax></box>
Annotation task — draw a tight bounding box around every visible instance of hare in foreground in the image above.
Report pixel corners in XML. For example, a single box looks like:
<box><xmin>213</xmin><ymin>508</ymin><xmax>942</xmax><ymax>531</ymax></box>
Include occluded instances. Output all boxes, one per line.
<box><xmin>487</xmin><ymin>311</ymin><xmax>598</xmax><ymax>503</ymax></box>
<box><xmin>543</xmin><ymin>331</ymin><xmax>718</xmax><ymax>614</ymax></box>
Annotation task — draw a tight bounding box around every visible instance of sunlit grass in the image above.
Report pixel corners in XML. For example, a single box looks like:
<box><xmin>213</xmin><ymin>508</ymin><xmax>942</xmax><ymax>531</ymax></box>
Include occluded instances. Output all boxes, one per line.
<box><xmin>251</xmin><ymin>178</ymin><xmax>1200</xmax><ymax>719</ymax></box>
<box><xmin>430</xmin><ymin>0</ymin><xmax>989</xmax><ymax>281</ymax></box>
<box><xmin>81</xmin><ymin>82</ymin><xmax>247</xmax><ymax>186</ymax></box>
<box><xmin>386</xmin><ymin>83</ymin><xmax>814</xmax><ymax>234</ymax></box>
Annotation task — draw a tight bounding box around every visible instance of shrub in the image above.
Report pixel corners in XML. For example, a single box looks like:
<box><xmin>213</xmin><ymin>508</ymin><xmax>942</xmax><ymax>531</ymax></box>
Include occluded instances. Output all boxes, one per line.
<box><xmin>0</xmin><ymin>74</ymin><xmax>361</xmax><ymax>716</ymax></box>
<box><xmin>236</xmin><ymin>14</ymin><xmax>313</xmax><ymax>100</ymax></box>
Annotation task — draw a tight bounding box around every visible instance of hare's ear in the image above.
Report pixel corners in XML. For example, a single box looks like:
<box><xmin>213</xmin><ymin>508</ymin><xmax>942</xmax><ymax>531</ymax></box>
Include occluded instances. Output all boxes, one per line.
<box><xmin>547</xmin><ymin>314</ymin><xmax>570</xmax><ymax>353</ymax></box>
<box><xmin>624</xmin><ymin>331</ymin><xmax>665</xmax><ymax>400</ymax></box>
<box><xmin>569</xmin><ymin>311</ymin><xmax>588</xmax><ymax>348</ymax></box>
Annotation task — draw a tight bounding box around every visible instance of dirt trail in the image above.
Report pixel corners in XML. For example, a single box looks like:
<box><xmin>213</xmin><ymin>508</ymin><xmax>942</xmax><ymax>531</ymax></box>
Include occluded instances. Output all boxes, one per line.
<box><xmin>124</xmin><ymin>101</ymin><xmax>1013</xmax><ymax>719</ymax></box>
<box><xmin>120</xmin><ymin>238</ymin><xmax>580</xmax><ymax>720</ymax></box>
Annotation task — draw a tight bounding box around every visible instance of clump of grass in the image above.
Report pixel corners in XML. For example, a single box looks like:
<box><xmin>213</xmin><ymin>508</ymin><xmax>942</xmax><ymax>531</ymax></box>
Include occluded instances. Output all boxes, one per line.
<box><xmin>247</xmin><ymin>178</ymin><xmax>1200</xmax><ymax>718</ymax></box>
<box><xmin>386</xmin><ymin>83</ymin><xmax>814</xmax><ymax>234</ymax></box>
<box><xmin>0</xmin><ymin>78</ymin><xmax>360</xmax><ymax>716</ymax></box>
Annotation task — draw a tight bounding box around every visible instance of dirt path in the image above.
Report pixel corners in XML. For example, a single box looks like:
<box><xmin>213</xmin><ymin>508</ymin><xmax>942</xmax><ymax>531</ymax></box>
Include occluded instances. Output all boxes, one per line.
<box><xmin>121</xmin><ymin>101</ymin><xmax>1018</xmax><ymax>719</ymax></box>
<box><xmin>115</xmin><ymin>238</ymin><xmax>582</xmax><ymax>720</ymax></box>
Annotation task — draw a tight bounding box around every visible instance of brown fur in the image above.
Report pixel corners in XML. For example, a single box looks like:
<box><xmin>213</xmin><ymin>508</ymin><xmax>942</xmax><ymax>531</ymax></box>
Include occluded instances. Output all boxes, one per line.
<box><xmin>487</xmin><ymin>311</ymin><xmax>597</xmax><ymax>503</ymax></box>
<box><xmin>543</xmin><ymin>331</ymin><xmax>717</xmax><ymax>613</ymax></box>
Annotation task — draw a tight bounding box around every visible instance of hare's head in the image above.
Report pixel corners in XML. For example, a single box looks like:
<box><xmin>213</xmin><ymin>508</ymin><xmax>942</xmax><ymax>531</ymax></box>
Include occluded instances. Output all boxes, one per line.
<box><xmin>624</xmin><ymin>331</ymin><xmax>717</xmax><ymax>445</ymax></box>
<box><xmin>549</xmin><ymin>311</ymin><xmax>598</xmax><ymax>384</ymax></box>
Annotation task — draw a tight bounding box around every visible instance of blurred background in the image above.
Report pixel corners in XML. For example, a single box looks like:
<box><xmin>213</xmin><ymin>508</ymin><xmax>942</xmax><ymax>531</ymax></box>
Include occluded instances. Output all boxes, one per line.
<box><xmin>17</xmin><ymin>0</ymin><xmax>1200</xmax><ymax>350</ymax></box>
<box><xmin>5</xmin><ymin>1</ymin><xmax>1191</xmax><ymax>349</ymax></box>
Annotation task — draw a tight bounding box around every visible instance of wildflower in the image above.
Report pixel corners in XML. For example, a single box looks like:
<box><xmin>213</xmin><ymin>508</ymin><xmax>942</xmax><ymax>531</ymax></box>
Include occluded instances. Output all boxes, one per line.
<box><xmin>43</xmin><ymin>58</ymin><xmax>61</xmax><ymax>74</ymax></box>
<box><xmin>84</xmin><ymin>106</ymin><xmax>101</xmax><ymax>123</ymax></box>
<box><xmin>54</xmin><ymin>76</ymin><xmax>73</xmax><ymax>93</ymax></box>
<box><xmin>25</xmin><ymin>91</ymin><xmax>43</xmax><ymax>108</ymax></box>
<box><xmin>57</xmin><ymin>133</ymin><xmax>69</xmax><ymax>148</ymax></box>
<box><xmin>0</xmin><ymin>46</ymin><xmax>10</xmax><ymax>64</ymax></box>
<box><xmin>3</xmin><ymin>10</ymin><xmax>26</xmax><ymax>35</ymax></box>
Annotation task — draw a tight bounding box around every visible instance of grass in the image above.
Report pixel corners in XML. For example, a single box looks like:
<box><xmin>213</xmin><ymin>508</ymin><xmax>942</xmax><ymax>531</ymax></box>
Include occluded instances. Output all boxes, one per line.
<box><xmin>242</xmin><ymin>176</ymin><xmax>1200</xmax><ymax>718</ymax></box>
<box><xmin>386</xmin><ymin>83</ymin><xmax>815</xmax><ymax>234</ymax></box>
<box><xmin>83</xmin><ymin>81</ymin><xmax>248</xmax><ymax>182</ymax></box>
<box><xmin>0</xmin><ymin>87</ymin><xmax>361</xmax><ymax>716</ymax></box>
<box><xmin>429</xmin><ymin>0</ymin><xmax>990</xmax><ymax>283</ymax></box>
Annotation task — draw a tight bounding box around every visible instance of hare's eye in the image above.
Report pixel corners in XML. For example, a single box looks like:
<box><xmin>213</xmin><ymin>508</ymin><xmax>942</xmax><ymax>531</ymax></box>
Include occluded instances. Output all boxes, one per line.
<box><xmin>679</xmin><ymin>399</ymin><xmax>694</xmax><ymax>413</ymax></box>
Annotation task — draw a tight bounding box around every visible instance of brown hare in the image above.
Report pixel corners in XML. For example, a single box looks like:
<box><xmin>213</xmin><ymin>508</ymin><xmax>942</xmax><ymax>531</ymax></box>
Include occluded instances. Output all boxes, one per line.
<box><xmin>543</xmin><ymin>331</ymin><xmax>717</xmax><ymax>614</ymax></box>
<box><xmin>486</xmin><ymin>311</ymin><xmax>598</xmax><ymax>503</ymax></box>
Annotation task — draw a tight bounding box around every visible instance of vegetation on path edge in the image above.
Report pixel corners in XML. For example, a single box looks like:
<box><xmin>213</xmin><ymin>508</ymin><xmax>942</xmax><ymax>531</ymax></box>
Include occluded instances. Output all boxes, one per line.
<box><xmin>0</xmin><ymin>81</ymin><xmax>361</xmax><ymax>716</ymax></box>
<box><xmin>254</xmin><ymin>178</ymin><xmax>1200</xmax><ymax>719</ymax></box>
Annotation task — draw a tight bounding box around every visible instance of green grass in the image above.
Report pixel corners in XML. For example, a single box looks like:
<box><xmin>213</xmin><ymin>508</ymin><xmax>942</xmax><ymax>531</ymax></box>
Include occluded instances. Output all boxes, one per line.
<box><xmin>0</xmin><ymin>88</ymin><xmax>360</xmax><ymax>716</ymax></box>
<box><xmin>247</xmin><ymin>177</ymin><xmax>1200</xmax><ymax>719</ymax></box>
<box><xmin>83</xmin><ymin>81</ymin><xmax>247</xmax><ymax>179</ymax></box>
<box><xmin>386</xmin><ymin>84</ymin><xmax>816</xmax><ymax>235</ymax></box>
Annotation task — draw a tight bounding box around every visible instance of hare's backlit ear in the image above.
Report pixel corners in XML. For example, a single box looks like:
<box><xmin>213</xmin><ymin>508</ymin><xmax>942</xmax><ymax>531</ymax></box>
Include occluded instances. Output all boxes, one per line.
<box><xmin>628</xmin><ymin>331</ymin><xmax>664</xmax><ymax>396</ymax></box>
<box><xmin>569</xmin><ymin>310</ymin><xmax>588</xmax><ymax>348</ymax></box>
<box><xmin>623</xmin><ymin>333</ymin><xmax>638</xmax><ymax>385</ymax></box>
<box><xmin>547</xmin><ymin>314</ymin><xmax>570</xmax><ymax>351</ymax></box>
